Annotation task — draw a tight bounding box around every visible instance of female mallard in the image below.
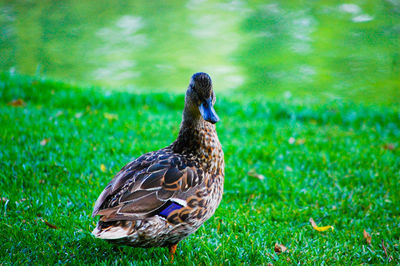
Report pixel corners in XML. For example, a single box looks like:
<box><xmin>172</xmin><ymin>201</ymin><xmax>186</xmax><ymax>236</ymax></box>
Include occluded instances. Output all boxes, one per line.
<box><xmin>92</xmin><ymin>72</ymin><xmax>224</xmax><ymax>258</ymax></box>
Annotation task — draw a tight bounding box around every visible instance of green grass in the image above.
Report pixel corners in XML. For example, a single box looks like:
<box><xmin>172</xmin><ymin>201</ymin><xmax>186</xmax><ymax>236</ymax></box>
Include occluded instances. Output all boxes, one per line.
<box><xmin>0</xmin><ymin>73</ymin><xmax>399</xmax><ymax>264</ymax></box>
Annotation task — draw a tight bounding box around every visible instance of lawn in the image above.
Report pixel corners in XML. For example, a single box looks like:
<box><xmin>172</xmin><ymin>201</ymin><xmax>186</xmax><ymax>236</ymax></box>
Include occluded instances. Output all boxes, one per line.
<box><xmin>0</xmin><ymin>73</ymin><xmax>399</xmax><ymax>264</ymax></box>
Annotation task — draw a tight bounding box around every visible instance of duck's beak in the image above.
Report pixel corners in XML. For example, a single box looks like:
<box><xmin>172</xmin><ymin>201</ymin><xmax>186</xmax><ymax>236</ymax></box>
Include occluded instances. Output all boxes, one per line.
<box><xmin>199</xmin><ymin>97</ymin><xmax>219</xmax><ymax>124</ymax></box>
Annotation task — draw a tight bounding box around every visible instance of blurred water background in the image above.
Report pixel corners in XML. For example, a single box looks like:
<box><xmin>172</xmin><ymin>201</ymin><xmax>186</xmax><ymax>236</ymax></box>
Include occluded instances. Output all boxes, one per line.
<box><xmin>0</xmin><ymin>0</ymin><xmax>399</xmax><ymax>103</ymax></box>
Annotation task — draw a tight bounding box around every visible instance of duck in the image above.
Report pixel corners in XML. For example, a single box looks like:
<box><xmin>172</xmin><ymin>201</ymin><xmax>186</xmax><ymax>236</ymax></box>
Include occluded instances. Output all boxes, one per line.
<box><xmin>91</xmin><ymin>72</ymin><xmax>225</xmax><ymax>259</ymax></box>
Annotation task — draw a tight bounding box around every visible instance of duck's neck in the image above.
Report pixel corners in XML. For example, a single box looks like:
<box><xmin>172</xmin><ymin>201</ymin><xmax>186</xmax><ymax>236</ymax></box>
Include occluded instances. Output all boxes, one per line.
<box><xmin>171</xmin><ymin>109</ymin><xmax>218</xmax><ymax>156</ymax></box>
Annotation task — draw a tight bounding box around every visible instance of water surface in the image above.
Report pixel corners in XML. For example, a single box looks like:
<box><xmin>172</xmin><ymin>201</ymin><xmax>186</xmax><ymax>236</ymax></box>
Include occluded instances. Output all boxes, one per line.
<box><xmin>1</xmin><ymin>0</ymin><xmax>399</xmax><ymax>103</ymax></box>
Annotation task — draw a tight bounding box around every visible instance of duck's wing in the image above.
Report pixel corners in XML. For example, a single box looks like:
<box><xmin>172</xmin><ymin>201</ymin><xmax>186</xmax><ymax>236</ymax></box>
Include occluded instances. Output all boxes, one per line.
<box><xmin>92</xmin><ymin>151</ymin><xmax>205</xmax><ymax>222</ymax></box>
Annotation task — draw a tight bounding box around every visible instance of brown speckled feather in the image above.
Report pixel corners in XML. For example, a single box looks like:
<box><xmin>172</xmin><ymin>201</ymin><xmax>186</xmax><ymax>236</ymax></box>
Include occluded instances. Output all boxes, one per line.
<box><xmin>92</xmin><ymin>149</ymin><xmax>207</xmax><ymax>222</ymax></box>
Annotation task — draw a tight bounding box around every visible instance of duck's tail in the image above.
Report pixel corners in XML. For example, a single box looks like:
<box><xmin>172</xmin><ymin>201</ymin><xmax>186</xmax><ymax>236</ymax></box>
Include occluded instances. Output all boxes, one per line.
<box><xmin>92</xmin><ymin>220</ymin><xmax>135</xmax><ymax>240</ymax></box>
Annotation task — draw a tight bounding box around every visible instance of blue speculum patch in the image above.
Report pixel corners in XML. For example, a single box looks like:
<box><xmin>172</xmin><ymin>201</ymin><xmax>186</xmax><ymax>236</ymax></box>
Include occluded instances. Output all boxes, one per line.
<box><xmin>159</xmin><ymin>202</ymin><xmax>183</xmax><ymax>218</ymax></box>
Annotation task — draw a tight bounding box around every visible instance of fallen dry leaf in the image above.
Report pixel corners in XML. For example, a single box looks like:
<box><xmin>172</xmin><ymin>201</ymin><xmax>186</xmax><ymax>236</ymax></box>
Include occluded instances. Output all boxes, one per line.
<box><xmin>8</xmin><ymin>99</ymin><xmax>26</xmax><ymax>107</ymax></box>
<box><xmin>15</xmin><ymin>198</ymin><xmax>26</xmax><ymax>204</ymax></box>
<box><xmin>40</xmin><ymin>138</ymin><xmax>50</xmax><ymax>146</ymax></box>
<box><xmin>285</xmin><ymin>166</ymin><xmax>293</xmax><ymax>172</ymax></box>
<box><xmin>104</xmin><ymin>112</ymin><xmax>118</xmax><ymax>121</ymax></box>
<box><xmin>363</xmin><ymin>229</ymin><xmax>371</xmax><ymax>245</ymax></box>
<box><xmin>41</xmin><ymin>218</ymin><xmax>57</xmax><ymax>229</ymax></box>
<box><xmin>214</xmin><ymin>244</ymin><xmax>221</xmax><ymax>252</ymax></box>
<box><xmin>100</xmin><ymin>164</ymin><xmax>107</xmax><ymax>172</ymax></box>
<box><xmin>309</xmin><ymin>218</ymin><xmax>334</xmax><ymax>232</ymax></box>
<box><xmin>248</xmin><ymin>170</ymin><xmax>265</xmax><ymax>180</ymax></box>
<box><xmin>296</xmin><ymin>138</ymin><xmax>306</xmax><ymax>145</ymax></box>
<box><xmin>274</xmin><ymin>243</ymin><xmax>287</xmax><ymax>254</ymax></box>
<box><xmin>49</xmin><ymin>111</ymin><xmax>64</xmax><ymax>121</ymax></box>
<box><xmin>55</xmin><ymin>110</ymin><xmax>64</xmax><ymax>117</ymax></box>
<box><xmin>381</xmin><ymin>240</ymin><xmax>388</xmax><ymax>258</ymax></box>
<box><xmin>383</xmin><ymin>143</ymin><xmax>395</xmax><ymax>150</ymax></box>
<box><xmin>75</xmin><ymin>112</ymin><xmax>83</xmax><ymax>119</ymax></box>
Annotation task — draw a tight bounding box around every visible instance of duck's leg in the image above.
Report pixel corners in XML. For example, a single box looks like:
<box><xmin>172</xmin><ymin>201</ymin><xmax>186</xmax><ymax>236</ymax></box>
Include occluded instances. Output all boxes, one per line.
<box><xmin>168</xmin><ymin>243</ymin><xmax>178</xmax><ymax>261</ymax></box>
